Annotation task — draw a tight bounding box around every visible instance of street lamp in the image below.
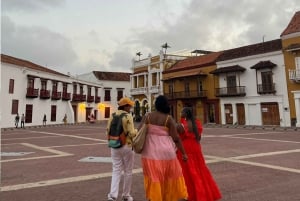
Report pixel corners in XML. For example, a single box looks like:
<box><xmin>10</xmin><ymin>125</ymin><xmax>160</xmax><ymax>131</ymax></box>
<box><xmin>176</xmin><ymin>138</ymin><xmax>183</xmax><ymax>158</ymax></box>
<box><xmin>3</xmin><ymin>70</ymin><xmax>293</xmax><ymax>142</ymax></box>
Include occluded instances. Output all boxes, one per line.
<box><xmin>161</xmin><ymin>42</ymin><xmax>170</xmax><ymax>54</ymax></box>
<box><xmin>136</xmin><ymin>52</ymin><xmax>142</xmax><ymax>60</ymax></box>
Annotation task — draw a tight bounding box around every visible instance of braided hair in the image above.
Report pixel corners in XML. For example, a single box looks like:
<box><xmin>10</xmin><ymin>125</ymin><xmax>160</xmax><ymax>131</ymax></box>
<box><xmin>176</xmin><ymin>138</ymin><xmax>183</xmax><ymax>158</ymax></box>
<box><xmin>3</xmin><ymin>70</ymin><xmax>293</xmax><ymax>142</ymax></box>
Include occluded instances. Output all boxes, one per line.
<box><xmin>182</xmin><ymin>107</ymin><xmax>200</xmax><ymax>141</ymax></box>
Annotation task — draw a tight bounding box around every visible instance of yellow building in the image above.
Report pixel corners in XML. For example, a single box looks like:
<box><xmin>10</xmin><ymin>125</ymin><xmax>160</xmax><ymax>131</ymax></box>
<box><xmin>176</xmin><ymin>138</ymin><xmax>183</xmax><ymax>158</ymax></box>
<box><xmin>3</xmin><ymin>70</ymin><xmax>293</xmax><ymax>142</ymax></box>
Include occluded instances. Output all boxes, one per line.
<box><xmin>162</xmin><ymin>51</ymin><xmax>222</xmax><ymax>123</ymax></box>
<box><xmin>281</xmin><ymin>11</ymin><xmax>300</xmax><ymax>127</ymax></box>
<box><xmin>130</xmin><ymin>49</ymin><xmax>190</xmax><ymax>120</ymax></box>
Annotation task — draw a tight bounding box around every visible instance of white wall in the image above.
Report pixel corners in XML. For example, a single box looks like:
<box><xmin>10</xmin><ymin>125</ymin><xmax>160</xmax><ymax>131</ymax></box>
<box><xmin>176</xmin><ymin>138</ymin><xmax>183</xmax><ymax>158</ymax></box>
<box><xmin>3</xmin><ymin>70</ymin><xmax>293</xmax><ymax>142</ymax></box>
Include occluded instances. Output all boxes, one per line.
<box><xmin>217</xmin><ymin>51</ymin><xmax>291</xmax><ymax>126</ymax></box>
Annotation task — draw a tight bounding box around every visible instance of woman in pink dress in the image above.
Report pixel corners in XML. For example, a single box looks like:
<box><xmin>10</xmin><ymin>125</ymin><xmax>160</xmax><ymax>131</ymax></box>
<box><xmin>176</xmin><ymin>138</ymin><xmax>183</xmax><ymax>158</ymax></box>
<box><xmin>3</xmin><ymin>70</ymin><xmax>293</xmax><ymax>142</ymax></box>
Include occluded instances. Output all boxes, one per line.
<box><xmin>177</xmin><ymin>107</ymin><xmax>222</xmax><ymax>201</ymax></box>
<box><xmin>140</xmin><ymin>95</ymin><xmax>188</xmax><ymax>201</ymax></box>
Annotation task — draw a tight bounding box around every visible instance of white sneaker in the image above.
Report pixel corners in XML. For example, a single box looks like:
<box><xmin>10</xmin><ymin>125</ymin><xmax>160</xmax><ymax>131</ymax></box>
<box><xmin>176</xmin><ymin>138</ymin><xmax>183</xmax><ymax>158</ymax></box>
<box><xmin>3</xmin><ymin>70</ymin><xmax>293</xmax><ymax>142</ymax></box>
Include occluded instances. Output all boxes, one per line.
<box><xmin>122</xmin><ymin>196</ymin><xmax>133</xmax><ymax>201</ymax></box>
<box><xmin>108</xmin><ymin>197</ymin><xmax>116</xmax><ymax>201</ymax></box>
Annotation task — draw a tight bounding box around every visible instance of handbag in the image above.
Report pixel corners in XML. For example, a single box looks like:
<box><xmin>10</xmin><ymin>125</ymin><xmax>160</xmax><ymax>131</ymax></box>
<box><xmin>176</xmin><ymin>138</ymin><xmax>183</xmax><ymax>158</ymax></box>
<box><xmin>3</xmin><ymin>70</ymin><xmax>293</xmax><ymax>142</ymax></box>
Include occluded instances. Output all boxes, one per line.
<box><xmin>132</xmin><ymin>115</ymin><xmax>149</xmax><ymax>153</ymax></box>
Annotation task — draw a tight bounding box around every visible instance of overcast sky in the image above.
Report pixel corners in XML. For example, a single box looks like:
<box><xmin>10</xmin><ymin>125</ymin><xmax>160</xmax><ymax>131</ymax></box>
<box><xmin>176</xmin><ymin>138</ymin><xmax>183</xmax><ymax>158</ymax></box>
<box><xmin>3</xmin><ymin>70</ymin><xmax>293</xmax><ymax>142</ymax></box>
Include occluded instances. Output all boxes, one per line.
<box><xmin>1</xmin><ymin>0</ymin><xmax>299</xmax><ymax>75</ymax></box>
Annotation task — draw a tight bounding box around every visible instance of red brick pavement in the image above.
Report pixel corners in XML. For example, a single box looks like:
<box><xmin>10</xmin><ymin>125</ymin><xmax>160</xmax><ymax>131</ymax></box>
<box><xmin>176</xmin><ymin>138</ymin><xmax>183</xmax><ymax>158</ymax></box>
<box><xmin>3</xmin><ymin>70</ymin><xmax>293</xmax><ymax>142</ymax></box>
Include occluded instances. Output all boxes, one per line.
<box><xmin>1</xmin><ymin>124</ymin><xmax>300</xmax><ymax>201</ymax></box>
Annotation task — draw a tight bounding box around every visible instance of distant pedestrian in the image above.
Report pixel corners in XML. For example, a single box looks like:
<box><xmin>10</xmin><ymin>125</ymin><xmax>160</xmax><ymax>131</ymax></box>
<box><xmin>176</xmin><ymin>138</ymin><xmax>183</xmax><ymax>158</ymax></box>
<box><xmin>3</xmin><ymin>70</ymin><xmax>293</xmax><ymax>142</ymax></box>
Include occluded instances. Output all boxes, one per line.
<box><xmin>63</xmin><ymin>114</ymin><xmax>67</xmax><ymax>125</ymax></box>
<box><xmin>20</xmin><ymin>114</ymin><xmax>25</xmax><ymax>128</ymax></box>
<box><xmin>15</xmin><ymin>113</ymin><xmax>20</xmax><ymax>128</ymax></box>
<box><xmin>43</xmin><ymin>114</ymin><xmax>47</xmax><ymax>126</ymax></box>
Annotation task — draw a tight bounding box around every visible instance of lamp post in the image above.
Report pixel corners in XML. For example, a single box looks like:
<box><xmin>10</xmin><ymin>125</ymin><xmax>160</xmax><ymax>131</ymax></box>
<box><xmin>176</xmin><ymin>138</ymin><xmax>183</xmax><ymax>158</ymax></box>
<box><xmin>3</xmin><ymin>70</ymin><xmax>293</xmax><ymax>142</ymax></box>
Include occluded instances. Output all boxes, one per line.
<box><xmin>161</xmin><ymin>42</ymin><xmax>170</xmax><ymax>54</ymax></box>
<box><xmin>136</xmin><ymin>52</ymin><xmax>142</xmax><ymax>60</ymax></box>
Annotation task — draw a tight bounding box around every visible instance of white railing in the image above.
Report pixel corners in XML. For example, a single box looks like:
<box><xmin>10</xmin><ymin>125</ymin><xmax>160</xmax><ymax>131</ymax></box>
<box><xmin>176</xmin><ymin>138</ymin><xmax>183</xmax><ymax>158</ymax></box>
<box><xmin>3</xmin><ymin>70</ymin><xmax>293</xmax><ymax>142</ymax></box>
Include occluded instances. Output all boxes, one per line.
<box><xmin>130</xmin><ymin>87</ymin><xmax>148</xmax><ymax>95</ymax></box>
<box><xmin>289</xmin><ymin>69</ymin><xmax>300</xmax><ymax>82</ymax></box>
<box><xmin>149</xmin><ymin>86</ymin><xmax>160</xmax><ymax>93</ymax></box>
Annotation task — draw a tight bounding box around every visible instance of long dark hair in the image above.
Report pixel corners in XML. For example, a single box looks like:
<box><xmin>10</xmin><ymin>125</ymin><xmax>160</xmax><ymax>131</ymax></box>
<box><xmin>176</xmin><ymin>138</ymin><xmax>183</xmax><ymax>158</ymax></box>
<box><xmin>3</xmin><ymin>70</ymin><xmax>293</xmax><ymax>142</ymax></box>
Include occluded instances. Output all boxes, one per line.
<box><xmin>182</xmin><ymin>107</ymin><xmax>200</xmax><ymax>141</ymax></box>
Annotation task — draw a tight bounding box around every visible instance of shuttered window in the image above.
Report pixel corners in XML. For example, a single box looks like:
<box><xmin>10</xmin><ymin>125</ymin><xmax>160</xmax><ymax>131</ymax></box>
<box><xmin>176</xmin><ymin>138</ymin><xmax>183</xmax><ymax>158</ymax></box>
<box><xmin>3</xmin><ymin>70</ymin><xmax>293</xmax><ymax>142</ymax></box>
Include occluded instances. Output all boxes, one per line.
<box><xmin>9</xmin><ymin>79</ymin><xmax>14</xmax><ymax>94</ymax></box>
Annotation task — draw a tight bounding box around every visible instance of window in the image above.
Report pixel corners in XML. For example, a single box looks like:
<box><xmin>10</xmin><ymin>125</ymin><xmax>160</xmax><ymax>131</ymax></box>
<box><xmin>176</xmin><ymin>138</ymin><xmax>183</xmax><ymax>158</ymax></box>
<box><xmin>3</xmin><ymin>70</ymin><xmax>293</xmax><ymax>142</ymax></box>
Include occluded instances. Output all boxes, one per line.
<box><xmin>63</xmin><ymin>83</ymin><xmax>68</xmax><ymax>94</ymax></box>
<box><xmin>51</xmin><ymin>105</ymin><xmax>57</xmax><ymax>121</ymax></box>
<box><xmin>104</xmin><ymin>89</ymin><xmax>111</xmax><ymax>101</ymax></box>
<box><xmin>11</xmin><ymin>99</ymin><xmax>19</xmax><ymax>114</ymax></box>
<box><xmin>117</xmin><ymin>90</ymin><xmax>123</xmax><ymax>101</ymax></box>
<box><xmin>80</xmin><ymin>85</ymin><xmax>84</xmax><ymax>95</ymax></box>
<box><xmin>184</xmin><ymin>80</ymin><xmax>190</xmax><ymax>96</ymax></box>
<box><xmin>261</xmin><ymin>71</ymin><xmax>273</xmax><ymax>92</ymax></box>
<box><xmin>95</xmin><ymin>88</ymin><xmax>98</xmax><ymax>97</ymax></box>
<box><xmin>88</xmin><ymin>86</ymin><xmax>92</xmax><ymax>96</ymax></box>
<box><xmin>41</xmin><ymin>79</ymin><xmax>47</xmax><ymax>90</ymax></box>
<box><xmin>9</xmin><ymin>79</ymin><xmax>14</xmax><ymax>94</ymax></box>
<box><xmin>52</xmin><ymin>81</ymin><xmax>58</xmax><ymax>92</ymax></box>
<box><xmin>27</xmin><ymin>78</ymin><xmax>34</xmax><ymax>88</ymax></box>
<box><xmin>73</xmin><ymin>84</ymin><xmax>77</xmax><ymax>94</ymax></box>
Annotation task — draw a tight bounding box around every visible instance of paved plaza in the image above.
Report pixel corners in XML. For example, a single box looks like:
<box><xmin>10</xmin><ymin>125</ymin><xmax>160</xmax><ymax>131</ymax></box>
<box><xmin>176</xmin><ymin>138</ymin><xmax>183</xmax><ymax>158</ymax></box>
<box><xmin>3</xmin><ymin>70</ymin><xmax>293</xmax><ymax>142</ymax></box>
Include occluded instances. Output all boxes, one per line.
<box><xmin>1</xmin><ymin>123</ymin><xmax>300</xmax><ymax>201</ymax></box>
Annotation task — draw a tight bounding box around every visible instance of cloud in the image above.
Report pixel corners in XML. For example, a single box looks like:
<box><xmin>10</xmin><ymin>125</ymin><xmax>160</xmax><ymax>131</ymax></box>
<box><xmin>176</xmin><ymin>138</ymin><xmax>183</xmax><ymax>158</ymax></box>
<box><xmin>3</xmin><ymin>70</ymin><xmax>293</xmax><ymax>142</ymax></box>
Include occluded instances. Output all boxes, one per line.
<box><xmin>1</xmin><ymin>15</ymin><xmax>78</xmax><ymax>74</ymax></box>
<box><xmin>1</xmin><ymin>0</ymin><xmax>65</xmax><ymax>12</ymax></box>
<box><xmin>127</xmin><ymin>0</ymin><xmax>300</xmax><ymax>56</ymax></box>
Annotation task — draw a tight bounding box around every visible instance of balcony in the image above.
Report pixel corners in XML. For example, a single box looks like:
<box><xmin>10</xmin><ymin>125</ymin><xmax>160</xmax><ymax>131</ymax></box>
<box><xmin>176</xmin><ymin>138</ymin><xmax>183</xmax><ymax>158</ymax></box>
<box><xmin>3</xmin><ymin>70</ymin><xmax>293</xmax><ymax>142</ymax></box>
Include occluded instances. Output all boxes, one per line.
<box><xmin>51</xmin><ymin>91</ymin><xmax>62</xmax><ymax>100</ymax></box>
<box><xmin>62</xmin><ymin>92</ymin><xmax>71</xmax><ymax>101</ymax></box>
<box><xmin>289</xmin><ymin>69</ymin><xmax>300</xmax><ymax>83</ymax></box>
<box><xmin>165</xmin><ymin>90</ymin><xmax>207</xmax><ymax>100</ymax></box>
<box><xmin>257</xmin><ymin>83</ymin><xmax>276</xmax><ymax>94</ymax></box>
<box><xmin>215</xmin><ymin>86</ymin><xmax>246</xmax><ymax>97</ymax></box>
<box><xmin>40</xmin><ymin>89</ymin><xmax>51</xmax><ymax>99</ymax></box>
<box><xmin>72</xmin><ymin>94</ymin><xmax>86</xmax><ymax>102</ymax></box>
<box><xmin>26</xmin><ymin>87</ymin><xmax>39</xmax><ymax>98</ymax></box>
<box><xmin>149</xmin><ymin>86</ymin><xmax>160</xmax><ymax>93</ymax></box>
<box><xmin>95</xmin><ymin>96</ymin><xmax>101</xmax><ymax>103</ymax></box>
<box><xmin>87</xmin><ymin>95</ymin><xmax>95</xmax><ymax>103</ymax></box>
<box><xmin>130</xmin><ymin>87</ymin><xmax>148</xmax><ymax>95</ymax></box>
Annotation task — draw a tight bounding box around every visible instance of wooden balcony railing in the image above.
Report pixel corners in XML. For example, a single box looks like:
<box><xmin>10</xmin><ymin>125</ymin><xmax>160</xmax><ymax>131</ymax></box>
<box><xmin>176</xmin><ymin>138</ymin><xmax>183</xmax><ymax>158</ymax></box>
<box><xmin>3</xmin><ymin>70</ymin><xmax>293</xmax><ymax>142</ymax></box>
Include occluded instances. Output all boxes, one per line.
<box><xmin>62</xmin><ymin>92</ymin><xmax>71</xmax><ymax>101</ymax></box>
<box><xmin>104</xmin><ymin>96</ymin><xmax>111</xmax><ymax>101</ymax></box>
<box><xmin>51</xmin><ymin>91</ymin><xmax>62</xmax><ymax>100</ymax></box>
<box><xmin>26</xmin><ymin>87</ymin><xmax>39</xmax><ymax>98</ymax></box>
<box><xmin>257</xmin><ymin>83</ymin><xmax>276</xmax><ymax>94</ymax></box>
<box><xmin>165</xmin><ymin>90</ymin><xmax>207</xmax><ymax>100</ymax></box>
<box><xmin>215</xmin><ymin>86</ymin><xmax>246</xmax><ymax>97</ymax></box>
<box><xmin>40</xmin><ymin>89</ymin><xmax>51</xmax><ymax>99</ymax></box>
<box><xmin>72</xmin><ymin>94</ymin><xmax>86</xmax><ymax>102</ymax></box>
<box><xmin>87</xmin><ymin>95</ymin><xmax>94</xmax><ymax>103</ymax></box>
<box><xmin>95</xmin><ymin>96</ymin><xmax>101</xmax><ymax>103</ymax></box>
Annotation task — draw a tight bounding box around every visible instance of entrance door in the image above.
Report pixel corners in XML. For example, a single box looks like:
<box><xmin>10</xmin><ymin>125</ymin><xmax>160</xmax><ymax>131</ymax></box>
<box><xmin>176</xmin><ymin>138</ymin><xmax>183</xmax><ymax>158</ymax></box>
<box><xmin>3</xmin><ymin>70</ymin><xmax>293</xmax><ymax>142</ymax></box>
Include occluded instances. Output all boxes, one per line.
<box><xmin>261</xmin><ymin>102</ymin><xmax>280</xmax><ymax>125</ymax></box>
<box><xmin>25</xmin><ymin>104</ymin><xmax>33</xmax><ymax>123</ymax></box>
<box><xmin>86</xmin><ymin>108</ymin><xmax>92</xmax><ymax>120</ymax></box>
<box><xmin>72</xmin><ymin>105</ymin><xmax>77</xmax><ymax>123</ymax></box>
<box><xmin>236</xmin><ymin>103</ymin><xmax>245</xmax><ymax>125</ymax></box>
<box><xmin>224</xmin><ymin>104</ymin><xmax>233</xmax><ymax>124</ymax></box>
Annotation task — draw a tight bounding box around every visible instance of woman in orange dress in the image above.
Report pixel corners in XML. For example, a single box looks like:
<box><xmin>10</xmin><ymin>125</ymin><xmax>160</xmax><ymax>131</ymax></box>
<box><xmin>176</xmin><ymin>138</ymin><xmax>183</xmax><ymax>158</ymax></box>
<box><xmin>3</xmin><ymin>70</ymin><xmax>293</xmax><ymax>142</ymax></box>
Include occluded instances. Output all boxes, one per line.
<box><xmin>177</xmin><ymin>107</ymin><xmax>222</xmax><ymax>201</ymax></box>
<box><xmin>139</xmin><ymin>95</ymin><xmax>188</xmax><ymax>201</ymax></box>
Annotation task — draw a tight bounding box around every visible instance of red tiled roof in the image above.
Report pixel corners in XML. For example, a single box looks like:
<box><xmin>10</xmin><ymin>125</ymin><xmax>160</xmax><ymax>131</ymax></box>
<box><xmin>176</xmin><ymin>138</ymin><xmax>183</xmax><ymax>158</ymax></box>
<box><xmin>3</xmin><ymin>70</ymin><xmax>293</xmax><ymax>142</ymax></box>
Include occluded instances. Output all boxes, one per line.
<box><xmin>1</xmin><ymin>54</ymin><xmax>69</xmax><ymax>77</ymax></box>
<box><xmin>281</xmin><ymin>11</ymin><xmax>300</xmax><ymax>36</ymax></box>
<box><xmin>93</xmin><ymin>71</ymin><xmax>131</xmax><ymax>81</ymax></box>
<box><xmin>217</xmin><ymin>39</ymin><xmax>282</xmax><ymax>62</ymax></box>
<box><xmin>162</xmin><ymin>68</ymin><xmax>207</xmax><ymax>81</ymax></box>
<box><xmin>210</xmin><ymin>65</ymin><xmax>246</xmax><ymax>75</ymax></box>
<box><xmin>164</xmin><ymin>51</ymin><xmax>223</xmax><ymax>73</ymax></box>
<box><xmin>250</xmin><ymin>60</ymin><xmax>277</xmax><ymax>70</ymax></box>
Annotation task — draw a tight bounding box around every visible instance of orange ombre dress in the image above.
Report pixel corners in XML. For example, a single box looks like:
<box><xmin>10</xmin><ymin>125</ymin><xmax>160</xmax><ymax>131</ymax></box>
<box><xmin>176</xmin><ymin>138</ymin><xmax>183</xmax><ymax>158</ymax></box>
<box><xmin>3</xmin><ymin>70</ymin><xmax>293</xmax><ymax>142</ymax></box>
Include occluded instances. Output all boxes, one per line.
<box><xmin>141</xmin><ymin>117</ymin><xmax>188</xmax><ymax>201</ymax></box>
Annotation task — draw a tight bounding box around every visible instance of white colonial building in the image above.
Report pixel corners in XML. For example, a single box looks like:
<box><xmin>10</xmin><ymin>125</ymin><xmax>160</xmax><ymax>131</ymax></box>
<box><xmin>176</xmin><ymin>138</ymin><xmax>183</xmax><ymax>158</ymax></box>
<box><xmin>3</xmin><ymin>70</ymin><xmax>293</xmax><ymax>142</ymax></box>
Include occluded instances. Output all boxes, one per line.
<box><xmin>211</xmin><ymin>39</ymin><xmax>291</xmax><ymax>127</ymax></box>
<box><xmin>1</xmin><ymin>54</ymin><xmax>130</xmax><ymax>128</ymax></box>
<box><xmin>77</xmin><ymin>71</ymin><xmax>132</xmax><ymax>119</ymax></box>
